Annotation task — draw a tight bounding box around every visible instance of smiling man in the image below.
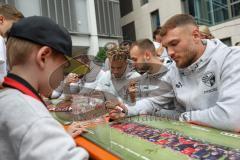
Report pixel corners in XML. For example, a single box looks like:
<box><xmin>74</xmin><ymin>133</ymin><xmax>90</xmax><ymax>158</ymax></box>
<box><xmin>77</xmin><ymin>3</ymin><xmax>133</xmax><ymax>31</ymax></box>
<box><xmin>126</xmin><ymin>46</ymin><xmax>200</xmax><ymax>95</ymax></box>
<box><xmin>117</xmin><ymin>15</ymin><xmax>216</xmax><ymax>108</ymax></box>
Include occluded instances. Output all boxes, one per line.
<box><xmin>109</xmin><ymin>14</ymin><xmax>240</xmax><ymax>132</ymax></box>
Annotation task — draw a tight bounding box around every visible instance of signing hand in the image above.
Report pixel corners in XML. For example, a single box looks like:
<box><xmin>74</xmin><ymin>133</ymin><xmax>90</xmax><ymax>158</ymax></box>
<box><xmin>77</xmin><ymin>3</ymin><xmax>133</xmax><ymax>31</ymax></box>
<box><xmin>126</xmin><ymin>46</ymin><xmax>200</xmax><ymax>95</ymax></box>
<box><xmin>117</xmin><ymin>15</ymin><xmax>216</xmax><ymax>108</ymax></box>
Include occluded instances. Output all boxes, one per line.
<box><xmin>105</xmin><ymin>100</ymin><xmax>128</xmax><ymax>120</ymax></box>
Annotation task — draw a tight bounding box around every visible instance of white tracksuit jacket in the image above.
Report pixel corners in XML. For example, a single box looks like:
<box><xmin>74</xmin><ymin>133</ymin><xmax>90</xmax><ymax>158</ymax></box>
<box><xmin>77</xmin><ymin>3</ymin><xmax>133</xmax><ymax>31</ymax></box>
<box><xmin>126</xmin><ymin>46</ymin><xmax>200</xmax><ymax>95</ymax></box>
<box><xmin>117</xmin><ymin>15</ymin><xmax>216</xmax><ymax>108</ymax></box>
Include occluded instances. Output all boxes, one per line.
<box><xmin>129</xmin><ymin>39</ymin><xmax>240</xmax><ymax>132</ymax></box>
<box><xmin>96</xmin><ymin>64</ymin><xmax>140</xmax><ymax>104</ymax></box>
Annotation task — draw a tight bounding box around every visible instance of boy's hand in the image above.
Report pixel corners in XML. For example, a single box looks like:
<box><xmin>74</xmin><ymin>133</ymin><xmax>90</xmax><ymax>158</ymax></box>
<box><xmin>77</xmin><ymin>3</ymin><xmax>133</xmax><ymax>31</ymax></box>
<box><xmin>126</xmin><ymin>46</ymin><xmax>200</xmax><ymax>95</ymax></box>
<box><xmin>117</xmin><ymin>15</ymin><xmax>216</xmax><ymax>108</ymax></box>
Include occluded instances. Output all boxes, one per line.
<box><xmin>67</xmin><ymin>122</ymin><xmax>88</xmax><ymax>138</ymax></box>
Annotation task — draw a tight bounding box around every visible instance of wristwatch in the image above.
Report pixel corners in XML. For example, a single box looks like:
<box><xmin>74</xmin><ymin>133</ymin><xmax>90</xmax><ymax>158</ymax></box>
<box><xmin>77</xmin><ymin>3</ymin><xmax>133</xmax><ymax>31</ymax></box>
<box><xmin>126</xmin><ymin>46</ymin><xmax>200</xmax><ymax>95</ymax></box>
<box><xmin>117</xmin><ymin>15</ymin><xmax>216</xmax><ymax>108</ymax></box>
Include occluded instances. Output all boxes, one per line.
<box><xmin>179</xmin><ymin>112</ymin><xmax>191</xmax><ymax>122</ymax></box>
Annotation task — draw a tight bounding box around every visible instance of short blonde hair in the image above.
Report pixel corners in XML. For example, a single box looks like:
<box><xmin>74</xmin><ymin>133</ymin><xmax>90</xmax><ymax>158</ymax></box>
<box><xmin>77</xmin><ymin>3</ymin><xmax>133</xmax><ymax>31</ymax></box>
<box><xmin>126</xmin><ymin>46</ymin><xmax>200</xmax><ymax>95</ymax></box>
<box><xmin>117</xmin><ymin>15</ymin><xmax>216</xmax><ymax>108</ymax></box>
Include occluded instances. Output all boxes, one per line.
<box><xmin>6</xmin><ymin>37</ymin><xmax>39</xmax><ymax>69</ymax></box>
<box><xmin>199</xmin><ymin>25</ymin><xmax>214</xmax><ymax>39</ymax></box>
<box><xmin>0</xmin><ymin>4</ymin><xmax>24</xmax><ymax>20</ymax></box>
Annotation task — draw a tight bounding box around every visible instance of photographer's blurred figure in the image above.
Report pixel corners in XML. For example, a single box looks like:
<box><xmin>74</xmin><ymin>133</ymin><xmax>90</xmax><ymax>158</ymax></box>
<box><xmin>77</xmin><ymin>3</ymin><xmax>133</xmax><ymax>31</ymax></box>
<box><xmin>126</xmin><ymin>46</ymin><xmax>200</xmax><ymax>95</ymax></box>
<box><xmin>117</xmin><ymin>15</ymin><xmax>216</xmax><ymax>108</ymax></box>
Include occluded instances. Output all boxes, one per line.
<box><xmin>0</xmin><ymin>4</ymin><xmax>23</xmax><ymax>83</ymax></box>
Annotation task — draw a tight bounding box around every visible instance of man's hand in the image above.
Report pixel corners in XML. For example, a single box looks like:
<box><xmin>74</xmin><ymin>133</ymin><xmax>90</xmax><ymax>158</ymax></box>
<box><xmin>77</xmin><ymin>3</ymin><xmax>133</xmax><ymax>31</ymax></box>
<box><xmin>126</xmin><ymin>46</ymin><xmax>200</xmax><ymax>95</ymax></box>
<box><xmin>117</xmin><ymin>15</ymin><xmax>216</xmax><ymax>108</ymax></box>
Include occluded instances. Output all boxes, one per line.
<box><xmin>127</xmin><ymin>80</ymin><xmax>137</xmax><ymax>103</ymax></box>
<box><xmin>105</xmin><ymin>100</ymin><xmax>128</xmax><ymax>120</ymax></box>
<box><xmin>64</xmin><ymin>73</ymin><xmax>79</xmax><ymax>84</ymax></box>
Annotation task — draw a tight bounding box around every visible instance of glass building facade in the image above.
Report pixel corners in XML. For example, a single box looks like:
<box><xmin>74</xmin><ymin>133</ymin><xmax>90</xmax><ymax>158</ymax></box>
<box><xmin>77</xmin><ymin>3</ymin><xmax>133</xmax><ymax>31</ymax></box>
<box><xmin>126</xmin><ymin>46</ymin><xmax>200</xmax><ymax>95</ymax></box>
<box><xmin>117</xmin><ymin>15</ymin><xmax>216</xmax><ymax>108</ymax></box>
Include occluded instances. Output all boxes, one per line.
<box><xmin>183</xmin><ymin>0</ymin><xmax>240</xmax><ymax>25</ymax></box>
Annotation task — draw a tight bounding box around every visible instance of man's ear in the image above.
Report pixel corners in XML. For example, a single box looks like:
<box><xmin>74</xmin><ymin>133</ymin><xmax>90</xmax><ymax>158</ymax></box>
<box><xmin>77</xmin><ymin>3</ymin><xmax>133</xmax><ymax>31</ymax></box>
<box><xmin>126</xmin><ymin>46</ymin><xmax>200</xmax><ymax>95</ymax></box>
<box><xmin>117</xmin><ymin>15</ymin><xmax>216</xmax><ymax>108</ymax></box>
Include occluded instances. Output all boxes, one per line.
<box><xmin>0</xmin><ymin>15</ymin><xmax>4</xmax><ymax>24</ymax></box>
<box><xmin>144</xmin><ymin>50</ymin><xmax>151</xmax><ymax>61</ymax></box>
<box><xmin>192</xmin><ymin>26</ymin><xmax>201</xmax><ymax>41</ymax></box>
<box><xmin>36</xmin><ymin>46</ymin><xmax>52</xmax><ymax>69</ymax></box>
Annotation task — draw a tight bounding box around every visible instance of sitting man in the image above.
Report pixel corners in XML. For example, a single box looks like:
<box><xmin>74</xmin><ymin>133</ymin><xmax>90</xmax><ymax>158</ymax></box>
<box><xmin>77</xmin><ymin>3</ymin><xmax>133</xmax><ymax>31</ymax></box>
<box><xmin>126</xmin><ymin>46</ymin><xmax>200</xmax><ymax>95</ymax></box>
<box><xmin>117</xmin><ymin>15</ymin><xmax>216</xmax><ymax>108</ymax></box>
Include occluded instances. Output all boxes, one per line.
<box><xmin>104</xmin><ymin>39</ymin><xmax>173</xmax><ymax>110</ymax></box>
<box><xmin>51</xmin><ymin>72</ymin><xmax>81</xmax><ymax>100</ymax></box>
<box><xmin>128</xmin><ymin>39</ymin><xmax>173</xmax><ymax>107</ymax></box>
<box><xmin>0</xmin><ymin>16</ymin><xmax>88</xmax><ymax>160</ymax></box>
<box><xmin>96</xmin><ymin>45</ymin><xmax>140</xmax><ymax>105</ymax></box>
<box><xmin>109</xmin><ymin>14</ymin><xmax>240</xmax><ymax>132</ymax></box>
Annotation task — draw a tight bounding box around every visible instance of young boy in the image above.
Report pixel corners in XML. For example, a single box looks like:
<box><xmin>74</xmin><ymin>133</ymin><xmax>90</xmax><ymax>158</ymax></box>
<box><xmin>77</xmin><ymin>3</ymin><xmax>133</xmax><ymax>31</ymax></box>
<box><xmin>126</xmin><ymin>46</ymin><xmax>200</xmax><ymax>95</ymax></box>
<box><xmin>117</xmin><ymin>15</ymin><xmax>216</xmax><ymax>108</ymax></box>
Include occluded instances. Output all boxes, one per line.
<box><xmin>0</xmin><ymin>4</ymin><xmax>23</xmax><ymax>82</ymax></box>
<box><xmin>0</xmin><ymin>16</ymin><xmax>89</xmax><ymax>160</ymax></box>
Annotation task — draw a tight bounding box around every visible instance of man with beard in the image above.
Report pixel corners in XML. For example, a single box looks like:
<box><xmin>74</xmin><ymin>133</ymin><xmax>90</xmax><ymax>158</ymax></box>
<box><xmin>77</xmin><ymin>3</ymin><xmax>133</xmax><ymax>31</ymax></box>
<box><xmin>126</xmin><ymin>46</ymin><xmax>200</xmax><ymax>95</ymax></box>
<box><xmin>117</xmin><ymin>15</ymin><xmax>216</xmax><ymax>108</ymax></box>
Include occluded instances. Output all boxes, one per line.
<box><xmin>129</xmin><ymin>39</ymin><xmax>172</xmax><ymax>97</ymax></box>
<box><xmin>108</xmin><ymin>14</ymin><xmax>240</xmax><ymax>132</ymax></box>
<box><xmin>124</xmin><ymin>39</ymin><xmax>175</xmax><ymax>114</ymax></box>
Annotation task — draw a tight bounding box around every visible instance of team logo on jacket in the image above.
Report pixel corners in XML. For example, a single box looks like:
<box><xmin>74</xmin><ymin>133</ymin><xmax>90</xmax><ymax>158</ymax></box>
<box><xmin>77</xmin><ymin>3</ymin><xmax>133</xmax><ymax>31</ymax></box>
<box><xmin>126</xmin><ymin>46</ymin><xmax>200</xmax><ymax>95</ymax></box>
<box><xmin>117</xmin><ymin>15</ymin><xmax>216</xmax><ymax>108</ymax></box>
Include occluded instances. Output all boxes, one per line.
<box><xmin>202</xmin><ymin>72</ymin><xmax>215</xmax><ymax>87</ymax></box>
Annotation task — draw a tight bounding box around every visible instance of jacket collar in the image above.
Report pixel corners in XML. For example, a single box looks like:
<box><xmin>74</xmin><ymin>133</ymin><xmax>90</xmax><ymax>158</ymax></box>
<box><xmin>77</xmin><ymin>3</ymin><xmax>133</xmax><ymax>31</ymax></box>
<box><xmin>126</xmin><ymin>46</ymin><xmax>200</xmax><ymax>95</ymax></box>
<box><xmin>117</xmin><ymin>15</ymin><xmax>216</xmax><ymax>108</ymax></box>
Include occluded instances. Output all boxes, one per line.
<box><xmin>2</xmin><ymin>73</ymin><xmax>46</xmax><ymax>105</ymax></box>
<box><xmin>179</xmin><ymin>39</ymin><xmax>224</xmax><ymax>76</ymax></box>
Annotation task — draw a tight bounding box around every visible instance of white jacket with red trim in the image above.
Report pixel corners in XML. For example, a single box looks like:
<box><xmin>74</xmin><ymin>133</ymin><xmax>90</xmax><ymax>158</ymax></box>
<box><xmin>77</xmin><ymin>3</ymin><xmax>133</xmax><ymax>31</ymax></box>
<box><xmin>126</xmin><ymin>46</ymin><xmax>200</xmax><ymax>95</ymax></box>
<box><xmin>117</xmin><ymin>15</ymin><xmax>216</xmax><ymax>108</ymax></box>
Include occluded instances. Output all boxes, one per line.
<box><xmin>0</xmin><ymin>88</ymin><xmax>89</xmax><ymax>160</ymax></box>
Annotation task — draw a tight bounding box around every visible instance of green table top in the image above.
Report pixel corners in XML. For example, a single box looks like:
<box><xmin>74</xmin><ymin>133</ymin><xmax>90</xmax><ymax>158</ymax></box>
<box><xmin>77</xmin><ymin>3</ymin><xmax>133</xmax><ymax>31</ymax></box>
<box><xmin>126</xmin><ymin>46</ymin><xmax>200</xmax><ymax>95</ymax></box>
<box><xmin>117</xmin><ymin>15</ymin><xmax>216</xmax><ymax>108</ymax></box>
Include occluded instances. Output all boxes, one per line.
<box><xmin>48</xmin><ymin>97</ymin><xmax>240</xmax><ymax>160</ymax></box>
<box><xmin>80</xmin><ymin>116</ymin><xmax>240</xmax><ymax>160</ymax></box>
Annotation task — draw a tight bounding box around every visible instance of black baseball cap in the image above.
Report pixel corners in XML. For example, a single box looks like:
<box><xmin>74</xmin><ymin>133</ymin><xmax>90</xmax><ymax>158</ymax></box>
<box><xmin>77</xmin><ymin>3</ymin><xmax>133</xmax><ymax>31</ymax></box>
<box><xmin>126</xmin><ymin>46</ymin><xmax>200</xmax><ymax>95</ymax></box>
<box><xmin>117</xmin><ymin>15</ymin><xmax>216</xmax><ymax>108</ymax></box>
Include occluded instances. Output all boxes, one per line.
<box><xmin>8</xmin><ymin>16</ymin><xmax>90</xmax><ymax>75</ymax></box>
<box><xmin>8</xmin><ymin>16</ymin><xmax>72</xmax><ymax>56</ymax></box>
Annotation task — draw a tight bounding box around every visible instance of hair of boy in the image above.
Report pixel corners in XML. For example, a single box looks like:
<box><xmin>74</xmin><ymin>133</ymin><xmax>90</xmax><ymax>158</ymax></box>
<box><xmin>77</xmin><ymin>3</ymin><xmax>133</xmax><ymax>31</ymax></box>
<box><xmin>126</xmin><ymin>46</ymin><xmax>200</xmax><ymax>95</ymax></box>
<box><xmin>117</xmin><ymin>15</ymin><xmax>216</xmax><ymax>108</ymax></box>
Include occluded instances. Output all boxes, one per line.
<box><xmin>6</xmin><ymin>37</ymin><xmax>58</xmax><ymax>69</ymax></box>
<box><xmin>131</xmin><ymin>38</ymin><xmax>157</xmax><ymax>56</ymax></box>
<box><xmin>0</xmin><ymin>4</ymin><xmax>24</xmax><ymax>20</ymax></box>
<box><xmin>160</xmin><ymin>14</ymin><xmax>197</xmax><ymax>37</ymax></box>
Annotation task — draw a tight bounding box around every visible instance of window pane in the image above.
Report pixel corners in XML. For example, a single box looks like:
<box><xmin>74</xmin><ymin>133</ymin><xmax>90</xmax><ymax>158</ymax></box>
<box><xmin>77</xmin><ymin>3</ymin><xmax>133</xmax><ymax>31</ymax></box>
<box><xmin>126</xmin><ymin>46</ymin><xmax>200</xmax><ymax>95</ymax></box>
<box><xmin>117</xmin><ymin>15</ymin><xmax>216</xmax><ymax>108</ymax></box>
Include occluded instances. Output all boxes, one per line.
<box><xmin>0</xmin><ymin>0</ymin><xmax>7</xmax><ymax>4</ymax></box>
<box><xmin>95</xmin><ymin>0</ymin><xmax>102</xmax><ymax>34</ymax></box>
<box><xmin>95</xmin><ymin>0</ymin><xmax>106</xmax><ymax>35</ymax></box>
<box><xmin>6</xmin><ymin>0</ymin><xmax>14</xmax><ymax>5</ymax></box>
<box><xmin>69</xmin><ymin>0</ymin><xmax>77</xmax><ymax>32</ymax></box>
<box><xmin>113</xmin><ymin>1</ymin><xmax>122</xmax><ymax>36</ymax></box>
<box><xmin>41</xmin><ymin>0</ymin><xmax>48</xmax><ymax>17</ymax></box>
<box><xmin>230</xmin><ymin>0</ymin><xmax>240</xmax><ymax>3</ymax></box>
<box><xmin>109</xmin><ymin>1</ymin><xmax>115</xmax><ymax>35</ymax></box>
<box><xmin>62</xmin><ymin>0</ymin><xmax>71</xmax><ymax>30</ymax></box>
<box><xmin>104</xmin><ymin>0</ymin><xmax>110</xmax><ymax>35</ymax></box>
<box><xmin>141</xmin><ymin>0</ymin><xmax>148</xmax><ymax>6</ymax></box>
<box><xmin>48</xmin><ymin>0</ymin><xmax>57</xmax><ymax>22</ymax></box>
<box><xmin>95</xmin><ymin>0</ymin><xmax>121</xmax><ymax>37</ymax></box>
<box><xmin>221</xmin><ymin>37</ymin><xmax>232</xmax><ymax>46</ymax></box>
<box><xmin>151</xmin><ymin>10</ymin><xmax>160</xmax><ymax>31</ymax></box>
<box><xmin>119</xmin><ymin>0</ymin><xmax>133</xmax><ymax>17</ymax></box>
<box><xmin>187</xmin><ymin>0</ymin><xmax>229</xmax><ymax>25</ymax></box>
<box><xmin>212</xmin><ymin>0</ymin><xmax>229</xmax><ymax>23</ymax></box>
<box><xmin>55</xmin><ymin>0</ymin><xmax>64</xmax><ymax>27</ymax></box>
<box><xmin>122</xmin><ymin>21</ymin><xmax>136</xmax><ymax>41</ymax></box>
<box><xmin>231</xmin><ymin>2</ymin><xmax>240</xmax><ymax>17</ymax></box>
<box><xmin>99</xmin><ymin>0</ymin><xmax>107</xmax><ymax>34</ymax></box>
<box><xmin>193</xmin><ymin>0</ymin><xmax>213</xmax><ymax>25</ymax></box>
